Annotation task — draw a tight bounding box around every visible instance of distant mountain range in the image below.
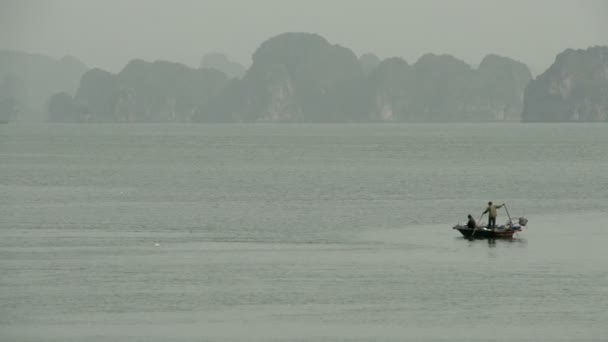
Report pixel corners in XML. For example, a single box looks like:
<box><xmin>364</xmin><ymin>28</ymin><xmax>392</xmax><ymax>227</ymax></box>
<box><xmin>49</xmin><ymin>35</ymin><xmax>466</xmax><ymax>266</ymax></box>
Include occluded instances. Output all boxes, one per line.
<box><xmin>48</xmin><ymin>60</ymin><xmax>227</xmax><ymax>123</ymax></box>
<box><xmin>196</xmin><ymin>33</ymin><xmax>532</xmax><ymax>123</ymax></box>
<box><xmin>1</xmin><ymin>33</ymin><xmax>606</xmax><ymax>123</ymax></box>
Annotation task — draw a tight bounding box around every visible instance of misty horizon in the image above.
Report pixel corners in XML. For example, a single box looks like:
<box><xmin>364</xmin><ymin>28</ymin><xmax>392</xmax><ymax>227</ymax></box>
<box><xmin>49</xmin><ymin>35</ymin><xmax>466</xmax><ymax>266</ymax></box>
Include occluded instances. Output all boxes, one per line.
<box><xmin>2</xmin><ymin>0</ymin><xmax>607</xmax><ymax>74</ymax></box>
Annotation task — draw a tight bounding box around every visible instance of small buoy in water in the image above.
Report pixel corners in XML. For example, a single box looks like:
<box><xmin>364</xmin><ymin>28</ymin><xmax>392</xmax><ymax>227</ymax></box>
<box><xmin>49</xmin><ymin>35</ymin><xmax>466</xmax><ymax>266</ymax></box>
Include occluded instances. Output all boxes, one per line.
<box><xmin>154</xmin><ymin>243</ymin><xmax>160</xmax><ymax>247</ymax></box>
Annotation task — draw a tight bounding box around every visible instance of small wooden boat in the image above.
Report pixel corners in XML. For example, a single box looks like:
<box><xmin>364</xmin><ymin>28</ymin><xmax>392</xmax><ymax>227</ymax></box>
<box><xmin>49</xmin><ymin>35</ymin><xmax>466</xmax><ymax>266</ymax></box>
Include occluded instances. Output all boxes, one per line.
<box><xmin>453</xmin><ymin>217</ymin><xmax>528</xmax><ymax>240</ymax></box>
<box><xmin>453</xmin><ymin>226</ymin><xmax>519</xmax><ymax>239</ymax></box>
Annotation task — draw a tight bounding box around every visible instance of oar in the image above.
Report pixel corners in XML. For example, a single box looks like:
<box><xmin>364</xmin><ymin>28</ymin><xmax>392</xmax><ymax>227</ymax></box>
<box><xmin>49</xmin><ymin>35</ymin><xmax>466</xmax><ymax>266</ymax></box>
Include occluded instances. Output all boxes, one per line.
<box><xmin>503</xmin><ymin>203</ymin><xmax>512</xmax><ymax>226</ymax></box>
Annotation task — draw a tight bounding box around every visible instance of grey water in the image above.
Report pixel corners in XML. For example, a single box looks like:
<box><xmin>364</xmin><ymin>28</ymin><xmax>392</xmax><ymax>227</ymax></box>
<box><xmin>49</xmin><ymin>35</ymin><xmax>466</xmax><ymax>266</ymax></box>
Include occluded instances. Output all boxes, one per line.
<box><xmin>1</xmin><ymin>123</ymin><xmax>607</xmax><ymax>341</ymax></box>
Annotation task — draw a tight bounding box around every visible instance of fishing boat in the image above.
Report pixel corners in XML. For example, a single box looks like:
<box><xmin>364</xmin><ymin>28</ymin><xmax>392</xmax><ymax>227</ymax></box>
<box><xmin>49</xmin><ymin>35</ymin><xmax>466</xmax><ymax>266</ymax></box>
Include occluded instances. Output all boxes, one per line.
<box><xmin>453</xmin><ymin>204</ymin><xmax>528</xmax><ymax>239</ymax></box>
<box><xmin>453</xmin><ymin>223</ymin><xmax>525</xmax><ymax>239</ymax></box>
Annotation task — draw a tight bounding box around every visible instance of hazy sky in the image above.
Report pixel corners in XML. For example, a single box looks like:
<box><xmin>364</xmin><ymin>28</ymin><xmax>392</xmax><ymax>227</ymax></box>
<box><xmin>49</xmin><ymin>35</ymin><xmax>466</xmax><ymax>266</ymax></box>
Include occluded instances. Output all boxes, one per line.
<box><xmin>1</xmin><ymin>0</ymin><xmax>607</xmax><ymax>74</ymax></box>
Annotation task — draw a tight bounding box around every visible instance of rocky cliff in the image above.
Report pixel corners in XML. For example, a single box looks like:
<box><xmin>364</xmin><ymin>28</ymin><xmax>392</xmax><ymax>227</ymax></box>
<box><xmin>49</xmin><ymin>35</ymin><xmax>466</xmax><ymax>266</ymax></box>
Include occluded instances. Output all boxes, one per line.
<box><xmin>51</xmin><ymin>60</ymin><xmax>227</xmax><ymax>122</ymax></box>
<box><xmin>523</xmin><ymin>46</ymin><xmax>608</xmax><ymax>122</ymax></box>
<box><xmin>367</xmin><ymin>53</ymin><xmax>532</xmax><ymax>122</ymax></box>
<box><xmin>0</xmin><ymin>50</ymin><xmax>87</xmax><ymax>121</ymax></box>
<box><xmin>197</xmin><ymin>33</ymin><xmax>366</xmax><ymax>122</ymax></box>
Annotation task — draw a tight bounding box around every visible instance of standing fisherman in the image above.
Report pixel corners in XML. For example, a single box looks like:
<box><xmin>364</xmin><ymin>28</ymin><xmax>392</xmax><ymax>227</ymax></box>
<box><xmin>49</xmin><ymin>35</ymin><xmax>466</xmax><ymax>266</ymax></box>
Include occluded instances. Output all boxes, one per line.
<box><xmin>482</xmin><ymin>201</ymin><xmax>504</xmax><ymax>229</ymax></box>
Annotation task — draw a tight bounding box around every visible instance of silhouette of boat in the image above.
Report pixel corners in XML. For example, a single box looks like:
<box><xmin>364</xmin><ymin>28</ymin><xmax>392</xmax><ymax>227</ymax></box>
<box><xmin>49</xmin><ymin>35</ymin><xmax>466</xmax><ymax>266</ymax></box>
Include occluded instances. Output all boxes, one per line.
<box><xmin>453</xmin><ymin>217</ymin><xmax>528</xmax><ymax>239</ymax></box>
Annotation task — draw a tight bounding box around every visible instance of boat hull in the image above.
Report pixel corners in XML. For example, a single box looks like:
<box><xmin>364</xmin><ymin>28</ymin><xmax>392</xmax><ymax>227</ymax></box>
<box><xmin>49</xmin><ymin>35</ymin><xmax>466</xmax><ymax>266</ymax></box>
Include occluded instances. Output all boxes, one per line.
<box><xmin>454</xmin><ymin>226</ymin><xmax>518</xmax><ymax>239</ymax></box>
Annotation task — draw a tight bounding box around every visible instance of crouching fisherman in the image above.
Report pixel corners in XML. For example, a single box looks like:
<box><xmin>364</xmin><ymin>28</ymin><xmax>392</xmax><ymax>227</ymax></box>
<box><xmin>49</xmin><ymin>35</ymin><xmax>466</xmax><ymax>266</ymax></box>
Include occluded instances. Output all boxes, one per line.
<box><xmin>467</xmin><ymin>214</ymin><xmax>477</xmax><ymax>229</ymax></box>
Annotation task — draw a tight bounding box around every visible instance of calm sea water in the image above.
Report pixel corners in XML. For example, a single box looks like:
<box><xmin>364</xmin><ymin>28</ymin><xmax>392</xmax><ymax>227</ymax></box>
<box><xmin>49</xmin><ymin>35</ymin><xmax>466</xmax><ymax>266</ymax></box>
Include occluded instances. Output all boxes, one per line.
<box><xmin>1</xmin><ymin>123</ymin><xmax>607</xmax><ymax>341</ymax></box>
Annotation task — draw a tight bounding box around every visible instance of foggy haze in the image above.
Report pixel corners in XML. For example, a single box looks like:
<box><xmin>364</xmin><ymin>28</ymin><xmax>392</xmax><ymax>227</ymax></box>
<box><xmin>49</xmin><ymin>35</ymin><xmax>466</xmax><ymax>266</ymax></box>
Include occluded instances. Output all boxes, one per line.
<box><xmin>4</xmin><ymin>1</ymin><xmax>608</xmax><ymax>341</ymax></box>
<box><xmin>2</xmin><ymin>0</ymin><xmax>607</xmax><ymax>74</ymax></box>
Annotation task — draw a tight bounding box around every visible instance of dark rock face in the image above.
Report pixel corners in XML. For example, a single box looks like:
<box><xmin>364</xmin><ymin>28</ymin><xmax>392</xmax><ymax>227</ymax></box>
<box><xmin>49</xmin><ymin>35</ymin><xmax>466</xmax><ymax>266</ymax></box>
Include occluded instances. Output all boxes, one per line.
<box><xmin>115</xmin><ymin>60</ymin><xmax>228</xmax><ymax>122</ymax></box>
<box><xmin>469</xmin><ymin>54</ymin><xmax>533</xmax><ymax>121</ymax></box>
<box><xmin>245</xmin><ymin>32</ymin><xmax>365</xmax><ymax>122</ymax></box>
<box><xmin>74</xmin><ymin>68</ymin><xmax>120</xmax><ymax>122</ymax></box>
<box><xmin>523</xmin><ymin>46</ymin><xmax>608</xmax><ymax>122</ymax></box>
<box><xmin>367</xmin><ymin>54</ymin><xmax>532</xmax><ymax>122</ymax></box>
<box><xmin>57</xmin><ymin>60</ymin><xmax>228</xmax><ymax>122</ymax></box>
<box><xmin>199</xmin><ymin>32</ymin><xmax>366</xmax><ymax>122</ymax></box>
<box><xmin>367</xmin><ymin>57</ymin><xmax>410</xmax><ymax>121</ymax></box>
